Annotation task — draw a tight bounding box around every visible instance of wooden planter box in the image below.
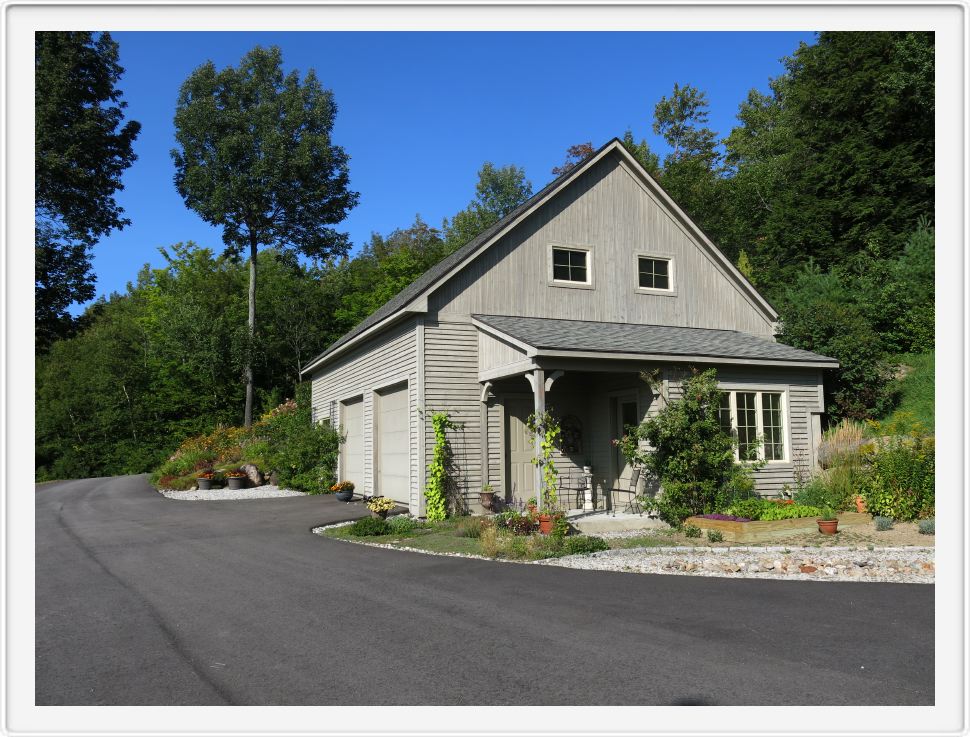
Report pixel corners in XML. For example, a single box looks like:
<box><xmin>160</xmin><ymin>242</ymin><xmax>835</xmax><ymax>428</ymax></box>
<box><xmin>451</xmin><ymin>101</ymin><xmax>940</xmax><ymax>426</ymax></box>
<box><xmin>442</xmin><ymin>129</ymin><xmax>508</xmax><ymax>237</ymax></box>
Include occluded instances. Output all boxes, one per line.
<box><xmin>685</xmin><ymin>512</ymin><xmax>870</xmax><ymax>543</ymax></box>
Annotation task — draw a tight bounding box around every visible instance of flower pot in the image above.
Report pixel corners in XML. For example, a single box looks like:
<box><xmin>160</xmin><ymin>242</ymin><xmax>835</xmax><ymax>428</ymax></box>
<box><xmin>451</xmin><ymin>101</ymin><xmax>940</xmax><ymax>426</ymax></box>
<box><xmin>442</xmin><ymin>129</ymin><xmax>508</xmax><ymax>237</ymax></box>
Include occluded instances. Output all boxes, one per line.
<box><xmin>197</xmin><ymin>478</ymin><xmax>212</xmax><ymax>491</ymax></box>
<box><xmin>335</xmin><ymin>489</ymin><xmax>354</xmax><ymax>502</ymax></box>
<box><xmin>854</xmin><ymin>495</ymin><xmax>867</xmax><ymax>513</ymax></box>
<box><xmin>370</xmin><ymin>510</ymin><xmax>388</xmax><ymax>520</ymax></box>
<box><xmin>227</xmin><ymin>477</ymin><xmax>245</xmax><ymax>490</ymax></box>
<box><xmin>538</xmin><ymin>514</ymin><xmax>553</xmax><ymax>535</ymax></box>
<box><xmin>817</xmin><ymin>519</ymin><xmax>839</xmax><ymax>535</ymax></box>
<box><xmin>479</xmin><ymin>491</ymin><xmax>495</xmax><ymax>512</ymax></box>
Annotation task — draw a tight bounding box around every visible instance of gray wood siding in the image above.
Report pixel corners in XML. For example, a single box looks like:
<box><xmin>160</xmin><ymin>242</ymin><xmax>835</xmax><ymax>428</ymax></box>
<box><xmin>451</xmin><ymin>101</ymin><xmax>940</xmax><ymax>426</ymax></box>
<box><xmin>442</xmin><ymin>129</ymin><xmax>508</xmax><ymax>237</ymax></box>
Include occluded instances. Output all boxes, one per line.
<box><xmin>309</xmin><ymin>319</ymin><xmax>420</xmax><ymax>511</ymax></box>
<box><xmin>479</xmin><ymin>330</ymin><xmax>528</xmax><ymax>373</ymax></box>
<box><xmin>423</xmin><ymin>319</ymin><xmax>483</xmax><ymax>511</ymax></box>
<box><xmin>666</xmin><ymin>365</ymin><xmax>824</xmax><ymax>495</ymax></box>
<box><xmin>429</xmin><ymin>154</ymin><xmax>774</xmax><ymax>336</ymax></box>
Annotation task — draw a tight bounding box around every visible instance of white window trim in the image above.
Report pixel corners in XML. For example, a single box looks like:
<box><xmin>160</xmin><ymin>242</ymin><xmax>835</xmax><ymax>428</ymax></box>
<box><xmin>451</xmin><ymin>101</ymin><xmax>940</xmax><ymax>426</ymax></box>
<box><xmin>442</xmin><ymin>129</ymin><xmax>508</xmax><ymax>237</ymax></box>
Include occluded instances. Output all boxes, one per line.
<box><xmin>547</xmin><ymin>243</ymin><xmax>594</xmax><ymax>290</ymax></box>
<box><xmin>634</xmin><ymin>252</ymin><xmax>677</xmax><ymax>296</ymax></box>
<box><xmin>719</xmin><ymin>388</ymin><xmax>789</xmax><ymax>464</ymax></box>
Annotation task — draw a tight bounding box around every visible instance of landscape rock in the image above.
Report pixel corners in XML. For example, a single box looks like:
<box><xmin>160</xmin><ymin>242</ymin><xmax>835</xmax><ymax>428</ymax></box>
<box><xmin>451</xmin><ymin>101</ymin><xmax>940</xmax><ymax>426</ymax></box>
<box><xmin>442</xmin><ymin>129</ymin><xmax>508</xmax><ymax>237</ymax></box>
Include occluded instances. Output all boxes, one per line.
<box><xmin>241</xmin><ymin>463</ymin><xmax>263</xmax><ymax>486</ymax></box>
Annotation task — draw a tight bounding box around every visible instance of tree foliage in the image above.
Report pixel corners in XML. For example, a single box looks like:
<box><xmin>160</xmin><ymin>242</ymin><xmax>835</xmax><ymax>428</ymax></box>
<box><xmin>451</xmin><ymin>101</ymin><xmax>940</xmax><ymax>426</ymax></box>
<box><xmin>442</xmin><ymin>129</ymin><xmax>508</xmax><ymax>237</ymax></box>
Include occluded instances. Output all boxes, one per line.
<box><xmin>35</xmin><ymin>32</ymin><xmax>141</xmax><ymax>350</ymax></box>
<box><xmin>172</xmin><ymin>45</ymin><xmax>358</xmax><ymax>425</ymax></box>
<box><xmin>443</xmin><ymin>162</ymin><xmax>533</xmax><ymax>250</ymax></box>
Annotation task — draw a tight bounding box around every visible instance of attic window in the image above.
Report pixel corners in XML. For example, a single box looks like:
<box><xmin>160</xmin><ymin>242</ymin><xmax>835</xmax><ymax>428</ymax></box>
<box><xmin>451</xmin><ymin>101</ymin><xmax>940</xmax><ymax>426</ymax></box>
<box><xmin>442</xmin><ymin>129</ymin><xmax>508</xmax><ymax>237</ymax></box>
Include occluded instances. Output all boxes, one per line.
<box><xmin>549</xmin><ymin>245</ymin><xmax>592</xmax><ymax>287</ymax></box>
<box><xmin>635</xmin><ymin>254</ymin><xmax>676</xmax><ymax>295</ymax></box>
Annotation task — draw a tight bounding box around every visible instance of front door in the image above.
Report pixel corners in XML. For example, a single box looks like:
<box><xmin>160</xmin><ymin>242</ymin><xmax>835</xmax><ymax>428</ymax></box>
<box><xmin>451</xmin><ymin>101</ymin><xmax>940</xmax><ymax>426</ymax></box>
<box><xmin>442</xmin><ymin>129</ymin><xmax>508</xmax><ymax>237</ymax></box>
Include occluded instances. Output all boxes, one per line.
<box><xmin>613</xmin><ymin>395</ymin><xmax>639</xmax><ymax>488</ymax></box>
<box><xmin>505</xmin><ymin>398</ymin><xmax>535</xmax><ymax>502</ymax></box>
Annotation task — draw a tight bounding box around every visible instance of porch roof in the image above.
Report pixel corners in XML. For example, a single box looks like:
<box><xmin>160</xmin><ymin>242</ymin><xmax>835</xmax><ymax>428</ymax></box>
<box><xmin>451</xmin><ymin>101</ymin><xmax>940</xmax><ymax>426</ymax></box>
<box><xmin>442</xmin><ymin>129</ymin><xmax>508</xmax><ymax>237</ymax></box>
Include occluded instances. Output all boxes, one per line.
<box><xmin>471</xmin><ymin>314</ymin><xmax>839</xmax><ymax>369</ymax></box>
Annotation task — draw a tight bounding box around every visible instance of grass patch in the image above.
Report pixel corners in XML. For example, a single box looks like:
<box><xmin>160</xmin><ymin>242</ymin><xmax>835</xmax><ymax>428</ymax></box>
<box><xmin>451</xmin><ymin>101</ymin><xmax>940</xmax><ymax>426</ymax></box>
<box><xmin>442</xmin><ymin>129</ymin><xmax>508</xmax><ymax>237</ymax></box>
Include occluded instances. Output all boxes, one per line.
<box><xmin>881</xmin><ymin>351</ymin><xmax>934</xmax><ymax>431</ymax></box>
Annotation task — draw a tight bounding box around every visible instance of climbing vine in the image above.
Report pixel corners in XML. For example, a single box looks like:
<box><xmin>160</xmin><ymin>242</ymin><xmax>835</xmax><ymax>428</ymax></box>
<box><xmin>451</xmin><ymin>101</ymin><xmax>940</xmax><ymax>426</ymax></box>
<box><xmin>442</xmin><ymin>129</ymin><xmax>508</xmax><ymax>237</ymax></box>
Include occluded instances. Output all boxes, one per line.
<box><xmin>424</xmin><ymin>410</ymin><xmax>461</xmax><ymax>521</ymax></box>
<box><xmin>526</xmin><ymin>410</ymin><xmax>561</xmax><ymax>508</ymax></box>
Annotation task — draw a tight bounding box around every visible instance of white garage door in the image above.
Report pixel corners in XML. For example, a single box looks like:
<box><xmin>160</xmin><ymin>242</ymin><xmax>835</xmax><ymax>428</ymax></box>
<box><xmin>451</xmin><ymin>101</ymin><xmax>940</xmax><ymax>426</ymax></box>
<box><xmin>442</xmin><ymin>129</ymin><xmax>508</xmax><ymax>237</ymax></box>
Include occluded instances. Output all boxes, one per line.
<box><xmin>340</xmin><ymin>397</ymin><xmax>364</xmax><ymax>490</ymax></box>
<box><xmin>377</xmin><ymin>384</ymin><xmax>410</xmax><ymax>504</ymax></box>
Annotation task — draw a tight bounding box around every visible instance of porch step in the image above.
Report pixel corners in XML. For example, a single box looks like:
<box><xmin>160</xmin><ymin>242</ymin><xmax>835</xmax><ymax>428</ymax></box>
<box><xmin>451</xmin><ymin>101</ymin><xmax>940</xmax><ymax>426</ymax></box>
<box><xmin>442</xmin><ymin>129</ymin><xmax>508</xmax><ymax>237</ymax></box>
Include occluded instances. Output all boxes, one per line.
<box><xmin>569</xmin><ymin>511</ymin><xmax>669</xmax><ymax>535</ymax></box>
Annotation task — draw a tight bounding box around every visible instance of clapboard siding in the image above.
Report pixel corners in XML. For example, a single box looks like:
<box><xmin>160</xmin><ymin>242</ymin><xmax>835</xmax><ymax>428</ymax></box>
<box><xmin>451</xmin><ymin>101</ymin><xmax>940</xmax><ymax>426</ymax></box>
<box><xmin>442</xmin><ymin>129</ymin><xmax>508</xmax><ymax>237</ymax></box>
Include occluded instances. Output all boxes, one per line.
<box><xmin>423</xmin><ymin>319</ymin><xmax>483</xmax><ymax>511</ymax></box>
<box><xmin>309</xmin><ymin>319</ymin><xmax>420</xmax><ymax>511</ymax></box>
<box><xmin>429</xmin><ymin>154</ymin><xmax>774</xmax><ymax>336</ymax></box>
<box><xmin>665</xmin><ymin>365</ymin><xmax>823</xmax><ymax>495</ymax></box>
<box><xmin>479</xmin><ymin>330</ymin><xmax>528</xmax><ymax>373</ymax></box>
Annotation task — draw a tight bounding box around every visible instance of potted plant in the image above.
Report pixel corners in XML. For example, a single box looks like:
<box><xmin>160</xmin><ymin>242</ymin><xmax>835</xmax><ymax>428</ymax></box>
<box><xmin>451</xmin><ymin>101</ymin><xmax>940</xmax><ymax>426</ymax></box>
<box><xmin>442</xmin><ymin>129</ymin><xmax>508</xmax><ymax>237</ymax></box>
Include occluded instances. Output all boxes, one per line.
<box><xmin>366</xmin><ymin>496</ymin><xmax>396</xmax><ymax>519</ymax></box>
<box><xmin>480</xmin><ymin>483</ymin><xmax>496</xmax><ymax>513</ymax></box>
<box><xmin>331</xmin><ymin>481</ymin><xmax>355</xmax><ymax>502</ymax></box>
<box><xmin>197</xmin><ymin>470</ymin><xmax>216</xmax><ymax>491</ymax></box>
<box><xmin>225</xmin><ymin>469</ymin><xmax>247</xmax><ymax>490</ymax></box>
<box><xmin>817</xmin><ymin>507</ymin><xmax>839</xmax><ymax>535</ymax></box>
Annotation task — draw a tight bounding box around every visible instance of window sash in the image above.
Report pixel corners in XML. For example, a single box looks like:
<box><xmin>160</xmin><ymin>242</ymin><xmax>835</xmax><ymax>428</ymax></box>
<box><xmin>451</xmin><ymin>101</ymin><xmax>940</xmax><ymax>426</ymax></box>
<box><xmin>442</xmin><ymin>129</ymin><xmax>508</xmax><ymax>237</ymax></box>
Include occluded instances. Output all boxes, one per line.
<box><xmin>719</xmin><ymin>389</ymin><xmax>786</xmax><ymax>462</ymax></box>
<box><xmin>552</xmin><ymin>248</ymin><xmax>588</xmax><ymax>283</ymax></box>
<box><xmin>637</xmin><ymin>257</ymin><xmax>671</xmax><ymax>290</ymax></box>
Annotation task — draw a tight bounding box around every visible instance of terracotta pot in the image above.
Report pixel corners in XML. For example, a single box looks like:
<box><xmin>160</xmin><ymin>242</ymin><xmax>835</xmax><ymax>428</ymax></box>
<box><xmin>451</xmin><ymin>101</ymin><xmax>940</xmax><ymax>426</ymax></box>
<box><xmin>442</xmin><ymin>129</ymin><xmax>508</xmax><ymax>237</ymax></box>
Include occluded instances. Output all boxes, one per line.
<box><xmin>479</xmin><ymin>491</ymin><xmax>495</xmax><ymax>512</ymax></box>
<box><xmin>817</xmin><ymin>519</ymin><xmax>839</xmax><ymax>535</ymax></box>
<box><xmin>538</xmin><ymin>514</ymin><xmax>553</xmax><ymax>535</ymax></box>
<box><xmin>854</xmin><ymin>495</ymin><xmax>868</xmax><ymax>513</ymax></box>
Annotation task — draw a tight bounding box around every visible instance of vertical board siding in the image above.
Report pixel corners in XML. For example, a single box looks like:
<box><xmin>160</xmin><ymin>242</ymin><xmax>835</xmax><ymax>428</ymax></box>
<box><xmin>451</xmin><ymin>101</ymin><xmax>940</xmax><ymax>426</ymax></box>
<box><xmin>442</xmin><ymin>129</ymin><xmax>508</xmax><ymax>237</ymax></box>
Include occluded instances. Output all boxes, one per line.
<box><xmin>429</xmin><ymin>153</ymin><xmax>774</xmax><ymax>336</ymax></box>
<box><xmin>423</xmin><ymin>319</ymin><xmax>483</xmax><ymax>511</ymax></box>
<box><xmin>309</xmin><ymin>319</ymin><xmax>420</xmax><ymax>511</ymax></box>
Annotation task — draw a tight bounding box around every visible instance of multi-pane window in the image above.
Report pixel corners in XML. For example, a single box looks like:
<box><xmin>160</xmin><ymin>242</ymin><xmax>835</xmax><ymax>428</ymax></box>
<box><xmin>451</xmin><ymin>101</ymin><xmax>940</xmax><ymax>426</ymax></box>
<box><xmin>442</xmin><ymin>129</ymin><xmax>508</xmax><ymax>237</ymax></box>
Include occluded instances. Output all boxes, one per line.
<box><xmin>552</xmin><ymin>247</ymin><xmax>588</xmax><ymax>283</ymax></box>
<box><xmin>638</xmin><ymin>257</ymin><xmax>671</xmax><ymax>290</ymax></box>
<box><xmin>718</xmin><ymin>390</ymin><xmax>786</xmax><ymax>462</ymax></box>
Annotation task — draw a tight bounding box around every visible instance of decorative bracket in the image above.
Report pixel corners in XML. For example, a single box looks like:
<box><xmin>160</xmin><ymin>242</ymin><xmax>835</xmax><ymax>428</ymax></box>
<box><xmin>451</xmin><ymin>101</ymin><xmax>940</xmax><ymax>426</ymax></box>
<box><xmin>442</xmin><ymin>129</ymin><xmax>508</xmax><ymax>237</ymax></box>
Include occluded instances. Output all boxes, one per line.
<box><xmin>480</xmin><ymin>381</ymin><xmax>494</xmax><ymax>403</ymax></box>
<box><xmin>544</xmin><ymin>370</ymin><xmax>564</xmax><ymax>391</ymax></box>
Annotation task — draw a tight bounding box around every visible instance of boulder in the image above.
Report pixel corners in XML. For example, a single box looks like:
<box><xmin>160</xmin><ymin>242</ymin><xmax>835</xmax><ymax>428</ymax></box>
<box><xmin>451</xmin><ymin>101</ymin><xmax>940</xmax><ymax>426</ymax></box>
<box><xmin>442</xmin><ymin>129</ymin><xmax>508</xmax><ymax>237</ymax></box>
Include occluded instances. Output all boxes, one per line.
<box><xmin>241</xmin><ymin>463</ymin><xmax>263</xmax><ymax>487</ymax></box>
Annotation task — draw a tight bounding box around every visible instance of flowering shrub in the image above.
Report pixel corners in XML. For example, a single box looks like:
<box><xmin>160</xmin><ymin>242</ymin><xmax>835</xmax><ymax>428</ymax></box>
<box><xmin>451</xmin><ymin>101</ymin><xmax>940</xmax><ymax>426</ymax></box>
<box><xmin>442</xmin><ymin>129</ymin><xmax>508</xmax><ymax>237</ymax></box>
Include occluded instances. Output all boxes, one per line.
<box><xmin>495</xmin><ymin>510</ymin><xmax>536</xmax><ymax>535</ymax></box>
<box><xmin>224</xmin><ymin>469</ymin><xmax>246</xmax><ymax>478</ymax></box>
<box><xmin>366</xmin><ymin>496</ymin><xmax>396</xmax><ymax>514</ymax></box>
<box><xmin>860</xmin><ymin>429</ymin><xmax>934</xmax><ymax>521</ymax></box>
<box><xmin>330</xmin><ymin>481</ymin><xmax>355</xmax><ymax>492</ymax></box>
<box><xmin>197</xmin><ymin>470</ymin><xmax>218</xmax><ymax>480</ymax></box>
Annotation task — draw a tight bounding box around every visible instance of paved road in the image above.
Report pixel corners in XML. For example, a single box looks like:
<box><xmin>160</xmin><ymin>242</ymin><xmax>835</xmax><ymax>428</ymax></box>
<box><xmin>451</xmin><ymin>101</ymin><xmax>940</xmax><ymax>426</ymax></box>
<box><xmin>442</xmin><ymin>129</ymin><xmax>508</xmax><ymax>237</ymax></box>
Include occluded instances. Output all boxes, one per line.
<box><xmin>36</xmin><ymin>475</ymin><xmax>933</xmax><ymax>705</ymax></box>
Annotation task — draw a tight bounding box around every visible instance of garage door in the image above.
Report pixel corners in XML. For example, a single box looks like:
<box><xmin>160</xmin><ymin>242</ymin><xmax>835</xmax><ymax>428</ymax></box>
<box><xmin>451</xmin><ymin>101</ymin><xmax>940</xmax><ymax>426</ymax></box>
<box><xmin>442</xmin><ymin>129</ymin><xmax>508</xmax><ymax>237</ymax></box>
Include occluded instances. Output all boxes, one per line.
<box><xmin>377</xmin><ymin>384</ymin><xmax>410</xmax><ymax>504</ymax></box>
<box><xmin>340</xmin><ymin>396</ymin><xmax>364</xmax><ymax>490</ymax></box>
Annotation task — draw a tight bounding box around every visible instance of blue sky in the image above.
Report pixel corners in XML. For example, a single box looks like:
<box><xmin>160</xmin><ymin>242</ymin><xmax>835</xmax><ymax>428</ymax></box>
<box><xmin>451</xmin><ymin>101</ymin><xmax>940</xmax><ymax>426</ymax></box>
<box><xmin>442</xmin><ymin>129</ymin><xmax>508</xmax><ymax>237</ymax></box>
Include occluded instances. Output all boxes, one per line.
<box><xmin>80</xmin><ymin>31</ymin><xmax>816</xmax><ymax>312</ymax></box>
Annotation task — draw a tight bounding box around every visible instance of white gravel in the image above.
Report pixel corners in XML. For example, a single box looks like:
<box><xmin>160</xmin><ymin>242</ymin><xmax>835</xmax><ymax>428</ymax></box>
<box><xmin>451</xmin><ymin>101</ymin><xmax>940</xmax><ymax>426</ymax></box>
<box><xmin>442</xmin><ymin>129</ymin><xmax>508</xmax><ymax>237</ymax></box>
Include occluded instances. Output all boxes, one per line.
<box><xmin>538</xmin><ymin>546</ymin><xmax>935</xmax><ymax>584</ymax></box>
<box><xmin>158</xmin><ymin>484</ymin><xmax>307</xmax><ymax>501</ymax></box>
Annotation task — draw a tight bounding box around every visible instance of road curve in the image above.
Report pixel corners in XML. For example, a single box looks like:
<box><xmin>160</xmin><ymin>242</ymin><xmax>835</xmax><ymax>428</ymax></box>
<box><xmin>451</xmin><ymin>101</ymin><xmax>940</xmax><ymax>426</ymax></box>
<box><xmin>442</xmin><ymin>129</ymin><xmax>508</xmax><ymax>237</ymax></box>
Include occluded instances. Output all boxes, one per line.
<box><xmin>36</xmin><ymin>475</ymin><xmax>933</xmax><ymax>705</ymax></box>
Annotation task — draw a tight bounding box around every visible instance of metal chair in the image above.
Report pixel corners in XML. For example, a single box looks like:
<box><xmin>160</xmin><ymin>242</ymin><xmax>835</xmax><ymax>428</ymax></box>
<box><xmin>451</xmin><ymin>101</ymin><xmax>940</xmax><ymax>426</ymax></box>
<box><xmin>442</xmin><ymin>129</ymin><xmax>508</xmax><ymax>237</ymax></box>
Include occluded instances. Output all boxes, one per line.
<box><xmin>610</xmin><ymin>467</ymin><xmax>643</xmax><ymax>516</ymax></box>
<box><xmin>557</xmin><ymin>469</ymin><xmax>586</xmax><ymax>510</ymax></box>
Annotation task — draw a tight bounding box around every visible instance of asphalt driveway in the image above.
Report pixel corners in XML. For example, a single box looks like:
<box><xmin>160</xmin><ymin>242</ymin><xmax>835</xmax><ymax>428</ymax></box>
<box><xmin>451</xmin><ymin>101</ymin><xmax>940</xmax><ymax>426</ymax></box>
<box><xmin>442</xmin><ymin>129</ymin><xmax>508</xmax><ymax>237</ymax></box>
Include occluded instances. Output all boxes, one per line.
<box><xmin>35</xmin><ymin>475</ymin><xmax>934</xmax><ymax>705</ymax></box>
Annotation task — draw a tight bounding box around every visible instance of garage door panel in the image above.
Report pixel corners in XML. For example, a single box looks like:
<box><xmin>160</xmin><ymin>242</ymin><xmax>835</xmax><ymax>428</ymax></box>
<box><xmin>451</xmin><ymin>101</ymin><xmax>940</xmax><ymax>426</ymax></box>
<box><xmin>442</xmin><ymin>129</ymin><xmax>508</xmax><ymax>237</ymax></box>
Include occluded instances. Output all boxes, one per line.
<box><xmin>377</xmin><ymin>384</ymin><xmax>410</xmax><ymax>504</ymax></box>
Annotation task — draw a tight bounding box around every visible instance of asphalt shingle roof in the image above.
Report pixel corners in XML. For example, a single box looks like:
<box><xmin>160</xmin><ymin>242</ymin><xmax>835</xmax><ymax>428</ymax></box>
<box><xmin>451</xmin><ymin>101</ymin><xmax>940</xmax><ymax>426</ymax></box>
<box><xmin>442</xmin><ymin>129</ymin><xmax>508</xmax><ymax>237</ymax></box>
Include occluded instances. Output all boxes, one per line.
<box><xmin>472</xmin><ymin>314</ymin><xmax>838</xmax><ymax>366</ymax></box>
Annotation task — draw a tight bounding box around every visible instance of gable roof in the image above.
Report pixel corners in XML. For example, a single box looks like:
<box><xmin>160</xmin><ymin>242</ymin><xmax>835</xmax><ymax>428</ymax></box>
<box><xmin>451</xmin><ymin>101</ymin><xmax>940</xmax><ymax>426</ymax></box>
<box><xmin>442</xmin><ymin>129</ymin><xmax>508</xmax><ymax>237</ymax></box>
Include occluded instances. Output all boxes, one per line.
<box><xmin>472</xmin><ymin>314</ymin><xmax>838</xmax><ymax>368</ymax></box>
<box><xmin>303</xmin><ymin>138</ymin><xmax>778</xmax><ymax>374</ymax></box>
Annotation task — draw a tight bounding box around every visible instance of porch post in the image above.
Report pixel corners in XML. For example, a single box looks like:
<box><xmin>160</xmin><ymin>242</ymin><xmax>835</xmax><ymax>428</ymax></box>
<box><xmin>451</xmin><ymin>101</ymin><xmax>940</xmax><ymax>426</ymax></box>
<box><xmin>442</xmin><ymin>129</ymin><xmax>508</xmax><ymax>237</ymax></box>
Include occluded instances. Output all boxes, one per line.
<box><xmin>531</xmin><ymin>368</ymin><xmax>545</xmax><ymax>512</ymax></box>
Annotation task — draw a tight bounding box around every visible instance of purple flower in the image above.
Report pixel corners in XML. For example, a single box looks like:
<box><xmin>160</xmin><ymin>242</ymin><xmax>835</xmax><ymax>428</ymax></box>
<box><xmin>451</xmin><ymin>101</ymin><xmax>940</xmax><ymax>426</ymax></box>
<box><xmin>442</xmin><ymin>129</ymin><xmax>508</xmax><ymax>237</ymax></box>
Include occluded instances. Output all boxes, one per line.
<box><xmin>696</xmin><ymin>513</ymin><xmax>752</xmax><ymax>522</ymax></box>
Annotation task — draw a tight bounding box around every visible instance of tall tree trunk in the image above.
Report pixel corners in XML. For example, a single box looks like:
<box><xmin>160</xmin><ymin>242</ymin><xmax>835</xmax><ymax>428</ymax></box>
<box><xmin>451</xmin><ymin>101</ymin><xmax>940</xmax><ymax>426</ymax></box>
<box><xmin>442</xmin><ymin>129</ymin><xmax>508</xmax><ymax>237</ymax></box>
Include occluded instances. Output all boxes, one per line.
<box><xmin>244</xmin><ymin>238</ymin><xmax>257</xmax><ymax>427</ymax></box>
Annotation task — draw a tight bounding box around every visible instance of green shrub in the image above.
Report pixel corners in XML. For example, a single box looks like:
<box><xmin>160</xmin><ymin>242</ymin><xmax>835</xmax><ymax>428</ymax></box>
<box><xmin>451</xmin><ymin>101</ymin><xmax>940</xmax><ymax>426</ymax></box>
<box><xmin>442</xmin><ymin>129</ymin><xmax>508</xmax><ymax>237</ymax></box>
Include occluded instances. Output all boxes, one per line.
<box><xmin>386</xmin><ymin>515</ymin><xmax>425</xmax><ymax>534</ymax></box>
<box><xmin>792</xmin><ymin>477</ymin><xmax>839</xmax><ymax>509</ymax></box>
<box><xmin>874</xmin><ymin>516</ymin><xmax>894</xmax><ymax>531</ymax></box>
<box><xmin>621</xmin><ymin>368</ymin><xmax>758</xmax><ymax>525</ymax></box>
<box><xmin>561</xmin><ymin>536</ymin><xmax>609</xmax><ymax>555</ymax></box>
<box><xmin>860</xmin><ymin>431</ymin><xmax>934</xmax><ymax>521</ymax></box>
<box><xmin>453</xmin><ymin>516</ymin><xmax>487</xmax><ymax>538</ymax></box>
<box><xmin>683</xmin><ymin>524</ymin><xmax>702</xmax><ymax>538</ymax></box>
<box><xmin>347</xmin><ymin>517</ymin><xmax>392</xmax><ymax>536</ymax></box>
<box><xmin>261</xmin><ymin>384</ymin><xmax>341</xmax><ymax>494</ymax></box>
<box><xmin>918</xmin><ymin>518</ymin><xmax>935</xmax><ymax>535</ymax></box>
<box><xmin>707</xmin><ymin>530</ymin><xmax>724</xmax><ymax>543</ymax></box>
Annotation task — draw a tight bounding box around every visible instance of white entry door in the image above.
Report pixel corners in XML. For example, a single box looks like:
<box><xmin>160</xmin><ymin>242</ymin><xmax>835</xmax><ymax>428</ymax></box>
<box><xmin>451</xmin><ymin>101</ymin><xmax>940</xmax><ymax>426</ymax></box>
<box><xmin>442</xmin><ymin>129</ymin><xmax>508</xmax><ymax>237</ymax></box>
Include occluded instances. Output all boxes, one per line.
<box><xmin>340</xmin><ymin>396</ymin><xmax>364</xmax><ymax>490</ymax></box>
<box><xmin>376</xmin><ymin>384</ymin><xmax>410</xmax><ymax>504</ymax></box>
<box><xmin>505</xmin><ymin>398</ymin><xmax>535</xmax><ymax>502</ymax></box>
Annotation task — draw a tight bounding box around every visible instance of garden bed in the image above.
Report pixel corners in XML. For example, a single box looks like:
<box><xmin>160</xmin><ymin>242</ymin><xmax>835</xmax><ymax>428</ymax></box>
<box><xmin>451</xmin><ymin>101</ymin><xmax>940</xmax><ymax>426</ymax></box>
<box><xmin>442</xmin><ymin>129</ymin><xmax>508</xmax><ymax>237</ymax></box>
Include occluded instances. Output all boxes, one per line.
<box><xmin>685</xmin><ymin>511</ymin><xmax>871</xmax><ymax>543</ymax></box>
